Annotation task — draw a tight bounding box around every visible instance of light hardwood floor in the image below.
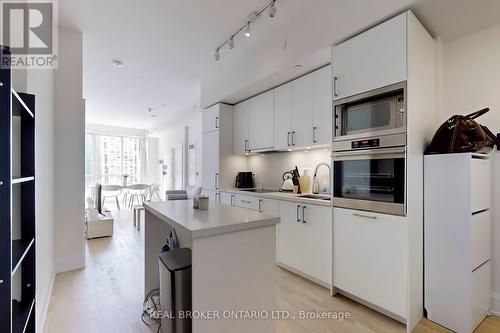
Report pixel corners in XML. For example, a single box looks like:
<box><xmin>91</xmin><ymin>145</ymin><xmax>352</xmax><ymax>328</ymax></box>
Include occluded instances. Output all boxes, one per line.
<box><xmin>44</xmin><ymin>207</ymin><xmax>500</xmax><ymax>333</ymax></box>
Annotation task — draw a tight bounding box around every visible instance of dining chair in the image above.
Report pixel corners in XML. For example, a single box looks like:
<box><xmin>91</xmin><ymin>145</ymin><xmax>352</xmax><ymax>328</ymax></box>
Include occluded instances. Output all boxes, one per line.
<box><xmin>128</xmin><ymin>184</ymin><xmax>149</xmax><ymax>208</ymax></box>
<box><xmin>101</xmin><ymin>185</ymin><xmax>123</xmax><ymax>210</ymax></box>
<box><xmin>149</xmin><ymin>184</ymin><xmax>161</xmax><ymax>201</ymax></box>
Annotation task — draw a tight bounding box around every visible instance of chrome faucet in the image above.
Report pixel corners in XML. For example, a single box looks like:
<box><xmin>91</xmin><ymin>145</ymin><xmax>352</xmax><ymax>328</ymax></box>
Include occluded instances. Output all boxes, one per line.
<box><xmin>312</xmin><ymin>162</ymin><xmax>331</xmax><ymax>194</ymax></box>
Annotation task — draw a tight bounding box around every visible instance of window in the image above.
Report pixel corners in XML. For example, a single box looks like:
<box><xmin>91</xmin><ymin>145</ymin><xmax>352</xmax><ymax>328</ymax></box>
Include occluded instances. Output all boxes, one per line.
<box><xmin>85</xmin><ymin>133</ymin><xmax>145</xmax><ymax>200</ymax></box>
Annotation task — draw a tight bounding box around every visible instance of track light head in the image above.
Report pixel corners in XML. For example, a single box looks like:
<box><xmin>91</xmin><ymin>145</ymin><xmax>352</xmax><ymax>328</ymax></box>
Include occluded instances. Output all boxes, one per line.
<box><xmin>244</xmin><ymin>23</ymin><xmax>251</xmax><ymax>37</ymax></box>
<box><xmin>214</xmin><ymin>48</ymin><xmax>220</xmax><ymax>61</ymax></box>
<box><xmin>269</xmin><ymin>1</ymin><xmax>276</xmax><ymax>18</ymax></box>
<box><xmin>228</xmin><ymin>37</ymin><xmax>235</xmax><ymax>49</ymax></box>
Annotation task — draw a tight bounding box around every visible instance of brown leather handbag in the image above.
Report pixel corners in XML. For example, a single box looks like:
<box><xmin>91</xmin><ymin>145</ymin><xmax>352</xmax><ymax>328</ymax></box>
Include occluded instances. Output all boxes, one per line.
<box><xmin>427</xmin><ymin>108</ymin><xmax>500</xmax><ymax>154</ymax></box>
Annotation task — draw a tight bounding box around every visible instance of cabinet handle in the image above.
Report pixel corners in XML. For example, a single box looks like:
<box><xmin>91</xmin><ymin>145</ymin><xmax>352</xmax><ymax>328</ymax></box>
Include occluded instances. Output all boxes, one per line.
<box><xmin>215</xmin><ymin>116</ymin><xmax>219</xmax><ymax>129</ymax></box>
<box><xmin>244</xmin><ymin>139</ymin><xmax>248</xmax><ymax>152</ymax></box>
<box><xmin>215</xmin><ymin>173</ymin><xmax>219</xmax><ymax>189</ymax></box>
<box><xmin>259</xmin><ymin>199</ymin><xmax>263</xmax><ymax>213</ymax></box>
<box><xmin>287</xmin><ymin>132</ymin><xmax>291</xmax><ymax>146</ymax></box>
<box><xmin>296</xmin><ymin>205</ymin><xmax>301</xmax><ymax>222</ymax></box>
<box><xmin>231</xmin><ymin>195</ymin><xmax>235</xmax><ymax>206</ymax></box>
<box><xmin>313</xmin><ymin>126</ymin><xmax>317</xmax><ymax>143</ymax></box>
<box><xmin>333</xmin><ymin>76</ymin><xmax>338</xmax><ymax>97</ymax></box>
<box><xmin>353</xmin><ymin>213</ymin><xmax>377</xmax><ymax>220</ymax></box>
<box><xmin>302</xmin><ymin>206</ymin><xmax>306</xmax><ymax>223</ymax></box>
<box><xmin>291</xmin><ymin>131</ymin><xmax>296</xmax><ymax>146</ymax></box>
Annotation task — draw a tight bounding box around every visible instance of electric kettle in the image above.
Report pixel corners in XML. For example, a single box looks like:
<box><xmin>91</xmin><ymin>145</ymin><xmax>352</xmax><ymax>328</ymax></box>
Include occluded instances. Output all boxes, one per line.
<box><xmin>281</xmin><ymin>171</ymin><xmax>294</xmax><ymax>192</ymax></box>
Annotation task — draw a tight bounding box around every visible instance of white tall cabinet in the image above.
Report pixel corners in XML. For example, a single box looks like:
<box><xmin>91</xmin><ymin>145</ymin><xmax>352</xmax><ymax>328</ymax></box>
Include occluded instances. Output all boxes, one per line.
<box><xmin>202</xmin><ymin>103</ymin><xmax>246</xmax><ymax>199</ymax></box>
<box><xmin>331</xmin><ymin>11</ymin><xmax>437</xmax><ymax>331</ymax></box>
<box><xmin>424</xmin><ymin>153</ymin><xmax>492</xmax><ymax>333</ymax></box>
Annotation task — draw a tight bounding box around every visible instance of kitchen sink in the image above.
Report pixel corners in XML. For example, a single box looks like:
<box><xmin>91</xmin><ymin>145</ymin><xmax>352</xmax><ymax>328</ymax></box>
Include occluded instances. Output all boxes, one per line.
<box><xmin>298</xmin><ymin>194</ymin><xmax>331</xmax><ymax>201</ymax></box>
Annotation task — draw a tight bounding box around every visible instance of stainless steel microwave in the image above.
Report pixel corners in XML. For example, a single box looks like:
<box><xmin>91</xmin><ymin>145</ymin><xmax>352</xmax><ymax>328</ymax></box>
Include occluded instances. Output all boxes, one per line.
<box><xmin>334</xmin><ymin>82</ymin><xmax>406</xmax><ymax>141</ymax></box>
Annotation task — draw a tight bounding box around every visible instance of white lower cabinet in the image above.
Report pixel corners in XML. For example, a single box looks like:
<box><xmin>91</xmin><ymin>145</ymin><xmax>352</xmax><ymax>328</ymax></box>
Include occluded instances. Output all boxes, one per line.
<box><xmin>333</xmin><ymin>207</ymin><xmax>406</xmax><ymax>318</ymax></box>
<box><xmin>277</xmin><ymin>201</ymin><xmax>303</xmax><ymax>271</ymax></box>
<box><xmin>300</xmin><ymin>204</ymin><xmax>331</xmax><ymax>284</ymax></box>
<box><xmin>201</xmin><ymin>189</ymin><xmax>219</xmax><ymax>203</ymax></box>
<box><xmin>219</xmin><ymin>191</ymin><xmax>234</xmax><ymax>206</ymax></box>
<box><xmin>234</xmin><ymin>194</ymin><xmax>260</xmax><ymax>211</ymax></box>
<box><xmin>277</xmin><ymin>201</ymin><xmax>332</xmax><ymax>285</ymax></box>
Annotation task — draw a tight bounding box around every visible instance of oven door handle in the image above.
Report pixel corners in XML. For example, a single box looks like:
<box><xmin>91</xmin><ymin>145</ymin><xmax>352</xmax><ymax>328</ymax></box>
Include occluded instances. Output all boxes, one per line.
<box><xmin>332</xmin><ymin>147</ymin><xmax>406</xmax><ymax>160</ymax></box>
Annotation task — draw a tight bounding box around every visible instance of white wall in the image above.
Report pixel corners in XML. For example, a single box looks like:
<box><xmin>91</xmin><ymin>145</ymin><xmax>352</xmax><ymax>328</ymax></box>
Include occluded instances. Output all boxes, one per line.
<box><xmin>440</xmin><ymin>23</ymin><xmax>500</xmax><ymax>314</ymax></box>
<box><xmin>53</xmin><ymin>27</ymin><xmax>85</xmax><ymax>273</ymax></box>
<box><xmin>147</xmin><ymin>137</ymin><xmax>160</xmax><ymax>185</ymax></box>
<box><xmin>153</xmin><ymin>110</ymin><xmax>203</xmax><ymax>192</ymax></box>
<box><xmin>248</xmin><ymin>149</ymin><xmax>331</xmax><ymax>192</ymax></box>
<box><xmin>27</xmin><ymin>68</ymin><xmax>56</xmax><ymax>332</ymax></box>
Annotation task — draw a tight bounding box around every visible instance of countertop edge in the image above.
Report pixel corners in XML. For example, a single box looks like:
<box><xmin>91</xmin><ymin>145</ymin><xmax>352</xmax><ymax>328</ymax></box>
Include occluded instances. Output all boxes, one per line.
<box><xmin>144</xmin><ymin>202</ymin><xmax>280</xmax><ymax>239</ymax></box>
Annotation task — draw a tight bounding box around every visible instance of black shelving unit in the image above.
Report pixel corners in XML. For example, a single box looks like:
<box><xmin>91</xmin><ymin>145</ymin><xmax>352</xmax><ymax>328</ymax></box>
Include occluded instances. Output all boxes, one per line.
<box><xmin>1</xmin><ymin>45</ymin><xmax>36</xmax><ymax>333</ymax></box>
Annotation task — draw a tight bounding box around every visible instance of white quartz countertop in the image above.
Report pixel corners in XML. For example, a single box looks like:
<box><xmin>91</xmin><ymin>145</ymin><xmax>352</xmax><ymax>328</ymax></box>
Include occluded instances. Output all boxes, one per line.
<box><xmin>144</xmin><ymin>200</ymin><xmax>280</xmax><ymax>239</ymax></box>
<box><xmin>219</xmin><ymin>188</ymin><xmax>332</xmax><ymax>207</ymax></box>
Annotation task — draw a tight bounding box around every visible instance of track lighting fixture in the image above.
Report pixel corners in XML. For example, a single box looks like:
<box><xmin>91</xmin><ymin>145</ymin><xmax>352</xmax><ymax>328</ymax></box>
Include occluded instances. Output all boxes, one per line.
<box><xmin>213</xmin><ymin>0</ymin><xmax>279</xmax><ymax>61</ymax></box>
<box><xmin>269</xmin><ymin>1</ymin><xmax>276</xmax><ymax>18</ymax></box>
<box><xmin>244</xmin><ymin>23</ymin><xmax>251</xmax><ymax>37</ymax></box>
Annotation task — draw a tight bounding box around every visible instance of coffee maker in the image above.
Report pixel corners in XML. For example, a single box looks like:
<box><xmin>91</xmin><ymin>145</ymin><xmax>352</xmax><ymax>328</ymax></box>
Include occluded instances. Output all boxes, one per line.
<box><xmin>235</xmin><ymin>172</ymin><xmax>254</xmax><ymax>188</ymax></box>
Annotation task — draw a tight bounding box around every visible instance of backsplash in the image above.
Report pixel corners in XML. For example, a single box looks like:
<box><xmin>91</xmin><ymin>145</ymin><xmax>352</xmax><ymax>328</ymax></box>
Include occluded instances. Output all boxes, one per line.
<box><xmin>247</xmin><ymin>148</ymin><xmax>331</xmax><ymax>192</ymax></box>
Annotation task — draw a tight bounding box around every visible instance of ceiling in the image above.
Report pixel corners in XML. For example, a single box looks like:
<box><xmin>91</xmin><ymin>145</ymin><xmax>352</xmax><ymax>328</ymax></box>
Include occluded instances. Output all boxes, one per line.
<box><xmin>59</xmin><ymin>0</ymin><xmax>500</xmax><ymax>131</ymax></box>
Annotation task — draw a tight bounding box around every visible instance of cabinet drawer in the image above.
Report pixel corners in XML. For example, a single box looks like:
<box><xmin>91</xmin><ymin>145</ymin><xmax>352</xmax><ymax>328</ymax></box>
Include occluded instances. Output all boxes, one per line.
<box><xmin>471</xmin><ymin>158</ymin><xmax>491</xmax><ymax>213</ymax></box>
<box><xmin>471</xmin><ymin>261</ymin><xmax>491</xmax><ymax>331</ymax></box>
<box><xmin>470</xmin><ymin>210</ymin><xmax>491</xmax><ymax>271</ymax></box>
<box><xmin>234</xmin><ymin>194</ymin><xmax>259</xmax><ymax>211</ymax></box>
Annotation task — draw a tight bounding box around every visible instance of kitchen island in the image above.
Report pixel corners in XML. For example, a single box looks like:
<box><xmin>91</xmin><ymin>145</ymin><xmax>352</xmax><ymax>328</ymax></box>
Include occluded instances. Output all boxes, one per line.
<box><xmin>143</xmin><ymin>200</ymin><xmax>280</xmax><ymax>333</ymax></box>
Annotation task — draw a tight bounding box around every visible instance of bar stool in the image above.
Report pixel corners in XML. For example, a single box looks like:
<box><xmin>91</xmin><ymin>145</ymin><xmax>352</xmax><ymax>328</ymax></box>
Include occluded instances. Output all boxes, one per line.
<box><xmin>133</xmin><ymin>205</ymin><xmax>145</xmax><ymax>231</ymax></box>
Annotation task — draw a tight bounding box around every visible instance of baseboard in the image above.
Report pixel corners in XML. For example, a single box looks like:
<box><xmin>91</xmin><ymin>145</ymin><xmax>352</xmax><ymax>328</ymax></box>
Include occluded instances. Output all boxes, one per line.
<box><xmin>55</xmin><ymin>254</ymin><xmax>85</xmax><ymax>273</ymax></box>
<box><xmin>275</xmin><ymin>262</ymin><xmax>330</xmax><ymax>289</ymax></box>
<box><xmin>38</xmin><ymin>272</ymin><xmax>55</xmax><ymax>333</ymax></box>
<box><xmin>491</xmin><ymin>292</ymin><xmax>500</xmax><ymax>317</ymax></box>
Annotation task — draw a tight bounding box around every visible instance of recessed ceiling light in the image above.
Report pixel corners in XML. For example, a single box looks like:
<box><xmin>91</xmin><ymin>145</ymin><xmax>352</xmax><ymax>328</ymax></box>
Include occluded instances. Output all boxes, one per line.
<box><xmin>112</xmin><ymin>59</ymin><xmax>123</xmax><ymax>67</ymax></box>
<box><xmin>294</xmin><ymin>64</ymin><xmax>303</xmax><ymax>69</ymax></box>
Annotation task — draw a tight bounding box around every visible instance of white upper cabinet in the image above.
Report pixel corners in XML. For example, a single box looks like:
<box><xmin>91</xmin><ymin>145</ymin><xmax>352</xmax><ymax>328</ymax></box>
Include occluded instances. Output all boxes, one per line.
<box><xmin>249</xmin><ymin>90</ymin><xmax>274</xmax><ymax>151</ymax></box>
<box><xmin>202</xmin><ymin>104</ymin><xmax>220</xmax><ymax>134</ymax></box>
<box><xmin>291</xmin><ymin>72</ymin><xmax>314</xmax><ymax>147</ymax></box>
<box><xmin>312</xmin><ymin>65</ymin><xmax>332</xmax><ymax>145</ymax></box>
<box><xmin>332</xmin><ymin>13</ymin><xmax>407</xmax><ymax>100</ymax></box>
<box><xmin>232</xmin><ymin>91</ymin><xmax>274</xmax><ymax>154</ymax></box>
<box><xmin>273</xmin><ymin>83</ymin><xmax>293</xmax><ymax>150</ymax></box>
<box><xmin>234</xmin><ymin>66</ymin><xmax>331</xmax><ymax>153</ymax></box>
<box><xmin>232</xmin><ymin>100</ymin><xmax>249</xmax><ymax>155</ymax></box>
